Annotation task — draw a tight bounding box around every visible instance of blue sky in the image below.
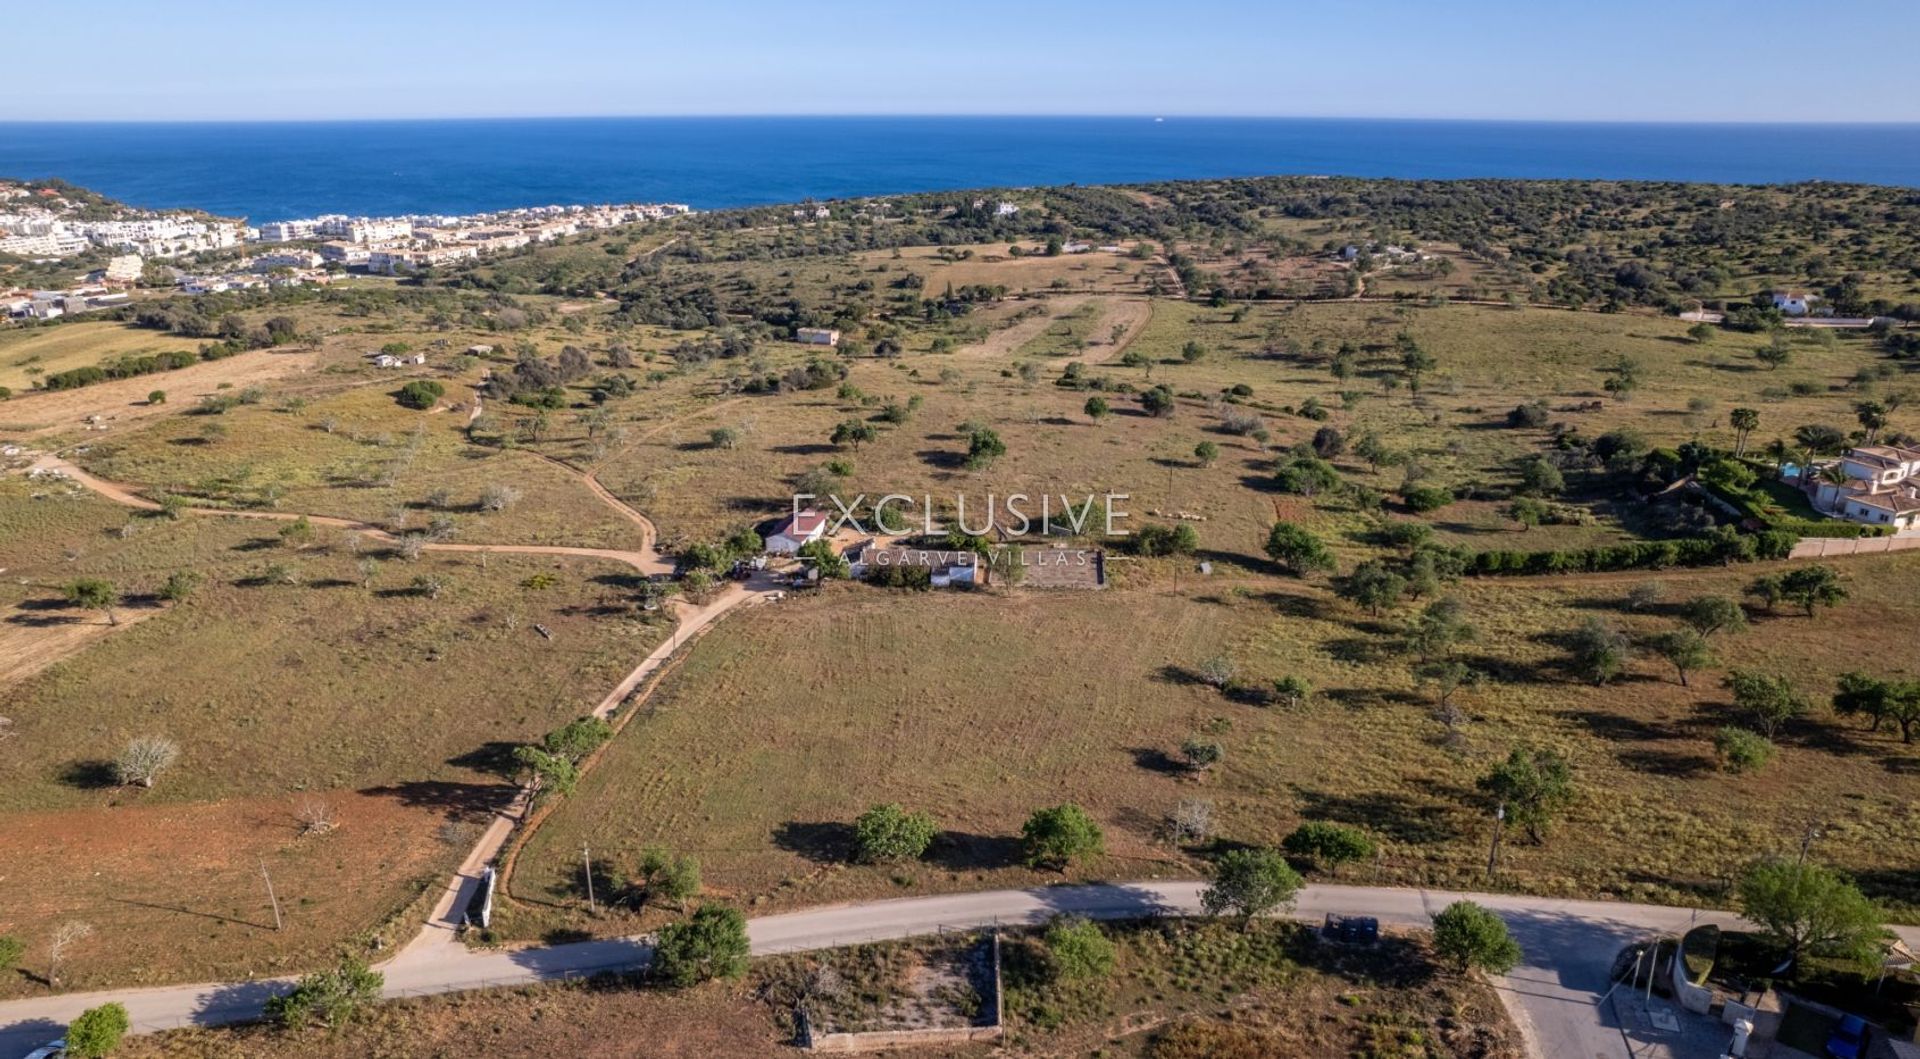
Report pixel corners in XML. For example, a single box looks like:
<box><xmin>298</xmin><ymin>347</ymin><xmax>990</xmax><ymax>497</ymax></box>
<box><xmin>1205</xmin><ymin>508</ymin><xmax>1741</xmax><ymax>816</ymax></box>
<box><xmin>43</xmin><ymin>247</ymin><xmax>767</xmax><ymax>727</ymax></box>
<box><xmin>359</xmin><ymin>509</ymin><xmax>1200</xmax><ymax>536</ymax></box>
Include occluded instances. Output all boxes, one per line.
<box><xmin>8</xmin><ymin>0</ymin><xmax>1918</xmax><ymax>123</ymax></box>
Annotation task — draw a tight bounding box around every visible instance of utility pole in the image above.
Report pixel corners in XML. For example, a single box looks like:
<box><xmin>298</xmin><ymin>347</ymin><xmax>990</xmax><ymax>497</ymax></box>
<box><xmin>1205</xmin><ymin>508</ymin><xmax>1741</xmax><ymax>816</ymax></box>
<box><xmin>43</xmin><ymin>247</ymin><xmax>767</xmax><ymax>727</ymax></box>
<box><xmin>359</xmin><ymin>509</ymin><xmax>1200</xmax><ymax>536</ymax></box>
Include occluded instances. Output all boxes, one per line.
<box><xmin>1485</xmin><ymin>803</ymin><xmax>1506</xmax><ymax>879</ymax></box>
<box><xmin>583</xmin><ymin>845</ymin><xmax>596</xmax><ymax>913</ymax></box>
<box><xmin>260</xmin><ymin>859</ymin><xmax>283</xmax><ymax>931</ymax></box>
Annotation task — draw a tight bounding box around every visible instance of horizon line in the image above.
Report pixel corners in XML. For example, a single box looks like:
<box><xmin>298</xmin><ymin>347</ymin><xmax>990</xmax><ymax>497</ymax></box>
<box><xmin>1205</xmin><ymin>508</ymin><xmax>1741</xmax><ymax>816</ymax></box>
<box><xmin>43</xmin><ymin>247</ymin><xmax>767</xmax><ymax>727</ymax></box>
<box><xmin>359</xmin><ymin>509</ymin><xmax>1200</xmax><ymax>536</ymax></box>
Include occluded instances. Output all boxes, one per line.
<box><xmin>5</xmin><ymin>113</ymin><xmax>1920</xmax><ymax>128</ymax></box>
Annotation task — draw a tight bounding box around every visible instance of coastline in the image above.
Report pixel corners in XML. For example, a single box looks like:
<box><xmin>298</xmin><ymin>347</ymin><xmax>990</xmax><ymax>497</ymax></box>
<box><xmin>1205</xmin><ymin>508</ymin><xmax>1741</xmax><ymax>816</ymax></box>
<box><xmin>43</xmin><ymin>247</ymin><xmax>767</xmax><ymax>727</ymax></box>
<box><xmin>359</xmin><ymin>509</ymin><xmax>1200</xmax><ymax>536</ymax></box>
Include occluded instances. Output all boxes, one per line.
<box><xmin>6</xmin><ymin>115</ymin><xmax>1920</xmax><ymax>221</ymax></box>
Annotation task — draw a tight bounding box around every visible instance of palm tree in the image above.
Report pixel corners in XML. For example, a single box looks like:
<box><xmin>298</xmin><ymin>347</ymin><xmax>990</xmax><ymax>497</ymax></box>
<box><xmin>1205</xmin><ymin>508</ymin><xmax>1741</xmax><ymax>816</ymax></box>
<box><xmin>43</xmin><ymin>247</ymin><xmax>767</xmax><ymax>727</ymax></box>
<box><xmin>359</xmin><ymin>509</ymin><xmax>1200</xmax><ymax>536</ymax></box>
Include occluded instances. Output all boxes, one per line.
<box><xmin>1730</xmin><ymin>407</ymin><xmax>1760</xmax><ymax>457</ymax></box>
<box><xmin>1817</xmin><ymin>463</ymin><xmax>1852</xmax><ymax>486</ymax></box>
<box><xmin>1855</xmin><ymin>401</ymin><xmax>1889</xmax><ymax>445</ymax></box>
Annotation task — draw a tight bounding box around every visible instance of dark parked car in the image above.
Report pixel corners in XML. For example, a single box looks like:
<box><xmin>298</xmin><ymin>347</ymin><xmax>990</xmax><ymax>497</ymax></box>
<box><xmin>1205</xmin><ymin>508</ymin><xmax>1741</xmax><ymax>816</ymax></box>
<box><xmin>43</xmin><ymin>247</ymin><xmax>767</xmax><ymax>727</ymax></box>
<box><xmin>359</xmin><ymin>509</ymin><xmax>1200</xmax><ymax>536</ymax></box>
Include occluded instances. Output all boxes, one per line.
<box><xmin>1826</xmin><ymin>1014</ymin><xmax>1867</xmax><ymax>1059</ymax></box>
<box><xmin>1322</xmin><ymin>914</ymin><xmax>1380</xmax><ymax>944</ymax></box>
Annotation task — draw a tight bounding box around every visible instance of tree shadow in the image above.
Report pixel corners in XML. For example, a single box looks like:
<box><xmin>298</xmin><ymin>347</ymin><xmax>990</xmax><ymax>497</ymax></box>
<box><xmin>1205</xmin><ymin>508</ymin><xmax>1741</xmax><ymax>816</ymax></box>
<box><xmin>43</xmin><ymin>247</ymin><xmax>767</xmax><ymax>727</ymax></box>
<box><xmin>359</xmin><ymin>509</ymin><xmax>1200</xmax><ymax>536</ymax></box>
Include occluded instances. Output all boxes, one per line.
<box><xmin>1292</xmin><ymin>787</ymin><xmax>1463</xmax><ymax>845</ymax></box>
<box><xmin>362</xmin><ymin>780</ymin><xmax>509</xmax><ymax>817</ymax></box>
<box><xmin>925</xmin><ymin>830</ymin><xmax>1024</xmax><ymax>872</ymax></box>
<box><xmin>1322</xmin><ymin>637</ymin><xmax>1392</xmax><ymax>665</ymax></box>
<box><xmin>59</xmin><ymin>759</ymin><xmax>118</xmax><ymax>789</ymax></box>
<box><xmin>1153</xmin><ymin>663</ymin><xmax>1209</xmax><ymax>687</ymax></box>
<box><xmin>191</xmin><ymin>979</ymin><xmax>288</xmax><ymax>1029</ymax></box>
<box><xmin>1561</xmin><ymin>708</ymin><xmax>1680</xmax><ymax>743</ymax></box>
<box><xmin>770</xmin><ymin>820</ymin><xmax>856</xmax><ymax>864</ymax></box>
<box><xmin>1128</xmin><ymin>746</ymin><xmax>1187</xmax><ymax>775</ymax></box>
<box><xmin>1615</xmin><ymin>748</ymin><xmax>1713</xmax><ymax>777</ymax></box>
<box><xmin>916</xmin><ymin>448</ymin><xmax>965</xmax><ymax>471</ymax></box>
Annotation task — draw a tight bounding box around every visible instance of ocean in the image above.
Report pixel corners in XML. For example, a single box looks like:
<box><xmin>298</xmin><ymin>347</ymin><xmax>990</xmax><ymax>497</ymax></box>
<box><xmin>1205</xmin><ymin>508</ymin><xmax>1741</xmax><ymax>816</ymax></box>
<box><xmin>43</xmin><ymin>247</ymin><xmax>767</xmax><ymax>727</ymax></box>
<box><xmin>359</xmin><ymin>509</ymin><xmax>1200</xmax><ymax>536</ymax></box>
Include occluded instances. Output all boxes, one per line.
<box><xmin>3</xmin><ymin>116</ymin><xmax>1920</xmax><ymax>223</ymax></box>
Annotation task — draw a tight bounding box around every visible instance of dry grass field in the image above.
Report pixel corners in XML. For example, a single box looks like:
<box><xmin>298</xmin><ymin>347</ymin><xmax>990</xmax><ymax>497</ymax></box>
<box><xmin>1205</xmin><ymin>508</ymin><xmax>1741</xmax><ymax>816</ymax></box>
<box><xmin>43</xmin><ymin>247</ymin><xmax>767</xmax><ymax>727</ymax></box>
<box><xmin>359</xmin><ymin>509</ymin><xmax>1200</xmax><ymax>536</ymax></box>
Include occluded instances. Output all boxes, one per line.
<box><xmin>0</xmin><ymin>792</ymin><xmax>471</xmax><ymax>998</ymax></box>
<box><xmin>73</xmin><ymin>382</ymin><xmax>649</xmax><ymax>549</ymax></box>
<box><xmin>1</xmin><ymin>506</ymin><xmax>656</xmax><ymax>812</ymax></box>
<box><xmin>0</xmin><ymin>472</ymin><xmax>669</xmax><ymax>991</ymax></box>
<box><xmin>568</xmin><ymin>295</ymin><xmax>1890</xmax><ymax>559</ymax></box>
<box><xmin>506</xmin><ymin>554</ymin><xmax>1920</xmax><ymax>944</ymax></box>
<box><xmin>0</xmin><ymin>321</ymin><xmax>202</xmax><ymax>392</ymax></box>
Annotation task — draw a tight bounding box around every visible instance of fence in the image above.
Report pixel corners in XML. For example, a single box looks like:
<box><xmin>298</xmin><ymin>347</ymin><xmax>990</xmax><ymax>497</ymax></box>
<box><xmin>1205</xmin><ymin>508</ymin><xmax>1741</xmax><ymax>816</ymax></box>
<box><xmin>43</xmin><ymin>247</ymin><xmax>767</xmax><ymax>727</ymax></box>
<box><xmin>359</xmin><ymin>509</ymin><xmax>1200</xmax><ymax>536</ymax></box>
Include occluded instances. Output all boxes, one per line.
<box><xmin>1790</xmin><ymin>535</ymin><xmax>1920</xmax><ymax>559</ymax></box>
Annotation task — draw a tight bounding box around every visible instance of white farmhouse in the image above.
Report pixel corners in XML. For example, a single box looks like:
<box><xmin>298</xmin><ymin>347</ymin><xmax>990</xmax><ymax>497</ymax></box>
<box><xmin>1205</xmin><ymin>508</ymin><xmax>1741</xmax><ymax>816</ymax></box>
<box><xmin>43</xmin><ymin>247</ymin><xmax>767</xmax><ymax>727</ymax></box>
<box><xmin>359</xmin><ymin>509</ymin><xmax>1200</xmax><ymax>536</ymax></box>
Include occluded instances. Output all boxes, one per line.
<box><xmin>1771</xmin><ymin>290</ymin><xmax>1814</xmax><ymax>316</ymax></box>
<box><xmin>765</xmin><ymin>509</ymin><xmax>829</xmax><ymax>554</ymax></box>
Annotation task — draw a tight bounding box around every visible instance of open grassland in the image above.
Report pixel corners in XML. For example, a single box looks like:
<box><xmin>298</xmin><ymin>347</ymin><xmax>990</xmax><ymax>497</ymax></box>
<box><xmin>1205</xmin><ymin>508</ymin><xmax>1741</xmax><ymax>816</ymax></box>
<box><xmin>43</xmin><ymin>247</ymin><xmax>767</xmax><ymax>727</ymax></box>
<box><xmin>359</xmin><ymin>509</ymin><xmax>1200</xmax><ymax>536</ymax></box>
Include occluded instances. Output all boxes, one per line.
<box><xmin>0</xmin><ymin>792</ymin><xmax>471</xmax><ymax>999</ymax></box>
<box><xmin>0</xmin><ymin>495</ymin><xmax>660</xmax><ymax>813</ymax></box>
<box><xmin>507</xmin><ymin>554</ymin><xmax>1920</xmax><ymax>944</ymax></box>
<box><xmin>73</xmin><ymin>380</ymin><xmax>649</xmax><ymax>549</ymax></box>
<box><xmin>0</xmin><ymin>346</ymin><xmax>326</xmax><ymax>439</ymax></box>
<box><xmin>857</xmin><ymin>242</ymin><xmax>1151</xmax><ymax>295</ymax></box>
<box><xmin>576</xmin><ymin>296</ymin><xmax>1899</xmax><ymax>558</ymax></box>
<box><xmin>0</xmin><ymin>473</ymin><xmax>670</xmax><ymax>991</ymax></box>
<box><xmin>0</xmin><ymin>321</ymin><xmax>201</xmax><ymax>392</ymax></box>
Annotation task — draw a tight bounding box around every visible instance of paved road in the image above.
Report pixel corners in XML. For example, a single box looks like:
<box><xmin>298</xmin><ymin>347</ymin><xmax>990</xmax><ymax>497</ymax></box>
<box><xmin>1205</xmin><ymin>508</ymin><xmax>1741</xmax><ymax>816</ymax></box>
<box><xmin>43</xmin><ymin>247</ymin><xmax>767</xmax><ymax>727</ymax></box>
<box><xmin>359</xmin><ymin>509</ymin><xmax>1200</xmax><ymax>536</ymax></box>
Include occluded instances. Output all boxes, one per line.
<box><xmin>12</xmin><ymin>879</ymin><xmax>1914</xmax><ymax>1055</ymax></box>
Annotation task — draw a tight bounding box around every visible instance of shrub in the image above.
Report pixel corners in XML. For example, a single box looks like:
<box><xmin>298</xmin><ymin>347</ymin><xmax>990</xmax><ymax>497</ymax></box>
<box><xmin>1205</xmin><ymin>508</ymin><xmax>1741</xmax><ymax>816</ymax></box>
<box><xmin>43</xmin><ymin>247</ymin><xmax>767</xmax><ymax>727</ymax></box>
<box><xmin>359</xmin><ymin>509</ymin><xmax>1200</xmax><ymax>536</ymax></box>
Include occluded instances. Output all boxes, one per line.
<box><xmin>1043</xmin><ymin>917</ymin><xmax>1116</xmax><ymax>980</ymax></box>
<box><xmin>652</xmin><ymin>904</ymin><xmax>751</xmax><ymax>987</ymax></box>
<box><xmin>1265</xmin><ymin>522</ymin><xmax>1335</xmax><ymax>576</ymax></box>
<box><xmin>65</xmin><ymin>1002</ymin><xmax>130</xmax><ymax>1058</ymax></box>
<box><xmin>1021</xmin><ymin>803</ymin><xmax>1104</xmax><ymax>870</ymax></box>
<box><xmin>1281</xmin><ymin>821</ymin><xmax>1376</xmax><ymax>873</ymax></box>
<box><xmin>1714</xmin><ymin>726</ymin><xmax>1774</xmax><ymax>773</ymax></box>
<box><xmin>1431</xmin><ymin>901</ymin><xmax>1522</xmax><ymax>974</ymax></box>
<box><xmin>1401</xmin><ymin>485</ymin><xmax>1454</xmax><ymax>512</ymax></box>
<box><xmin>0</xmin><ymin>935</ymin><xmax>22</xmax><ymax>973</ymax></box>
<box><xmin>1132</xmin><ymin>522</ymin><xmax>1198</xmax><ymax>557</ymax></box>
<box><xmin>265</xmin><ymin>955</ymin><xmax>384</xmax><ymax>1030</ymax></box>
<box><xmin>852</xmin><ymin>803</ymin><xmax>937</xmax><ymax>863</ymax></box>
<box><xmin>1201</xmin><ymin>847</ymin><xmax>1301</xmax><ymax>918</ymax></box>
<box><xmin>395</xmin><ymin>379</ymin><xmax>446</xmax><ymax>410</ymax></box>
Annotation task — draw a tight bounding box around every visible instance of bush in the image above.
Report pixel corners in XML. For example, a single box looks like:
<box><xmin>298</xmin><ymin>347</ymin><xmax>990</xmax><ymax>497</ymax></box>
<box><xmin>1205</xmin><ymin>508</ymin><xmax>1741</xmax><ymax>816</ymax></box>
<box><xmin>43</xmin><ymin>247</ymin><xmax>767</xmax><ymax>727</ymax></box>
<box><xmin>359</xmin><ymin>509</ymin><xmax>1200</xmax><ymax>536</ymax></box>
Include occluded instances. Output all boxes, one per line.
<box><xmin>1281</xmin><ymin>821</ymin><xmax>1376</xmax><ymax>874</ymax></box>
<box><xmin>265</xmin><ymin>955</ymin><xmax>384</xmax><ymax>1030</ymax></box>
<box><xmin>1201</xmin><ymin>847</ymin><xmax>1301</xmax><ymax>918</ymax></box>
<box><xmin>1132</xmin><ymin>522</ymin><xmax>1198</xmax><ymax>557</ymax></box>
<box><xmin>1431</xmin><ymin>901</ymin><xmax>1522</xmax><ymax>974</ymax></box>
<box><xmin>395</xmin><ymin>379</ymin><xmax>446</xmax><ymax>410</ymax></box>
<box><xmin>0</xmin><ymin>934</ymin><xmax>22</xmax><ymax>973</ymax></box>
<box><xmin>1401</xmin><ymin>485</ymin><xmax>1454</xmax><ymax>512</ymax></box>
<box><xmin>65</xmin><ymin>1002</ymin><xmax>130</xmax><ymax>1058</ymax></box>
<box><xmin>1021</xmin><ymin>803</ymin><xmax>1104</xmax><ymax>870</ymax></box>
<box><xmin>851</xmin><ymin>803</ymin><xmax>937</xmax><ymax>863</ymax></box>
<box><xmin>1043</xmin><ymin>916</ymin><xmax>1116</xmax><ymax>980</ymax></box>
<box><xmin>652</xmin><ymin>904</ymin><xmax>751</xmax><ymax>987</ymax></box>
<box><xmin>1714</xmin><ymin>726</ymin><xmax>1774</xmax><ymax>773</ymax></box>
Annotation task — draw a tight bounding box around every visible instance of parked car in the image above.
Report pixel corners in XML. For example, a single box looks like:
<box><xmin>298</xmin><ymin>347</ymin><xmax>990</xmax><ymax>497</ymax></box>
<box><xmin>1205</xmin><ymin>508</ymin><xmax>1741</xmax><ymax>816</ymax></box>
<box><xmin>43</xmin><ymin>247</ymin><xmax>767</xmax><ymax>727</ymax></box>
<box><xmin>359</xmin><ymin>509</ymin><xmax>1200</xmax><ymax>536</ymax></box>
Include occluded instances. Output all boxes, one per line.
<box><xmin>22</xmin><ymin>1040</ymin><xmax>67</xmax><ymax>1059</ymax></box>
<box><xmin>1321</xmin><ymin>914</ymin><xmax>1380</xmax><ymax>944</ymax></box>
<box><xmin>1826</xmin><ymin>1014</ymin><xmax>1868</xmax><ymax>1059</ymax></box>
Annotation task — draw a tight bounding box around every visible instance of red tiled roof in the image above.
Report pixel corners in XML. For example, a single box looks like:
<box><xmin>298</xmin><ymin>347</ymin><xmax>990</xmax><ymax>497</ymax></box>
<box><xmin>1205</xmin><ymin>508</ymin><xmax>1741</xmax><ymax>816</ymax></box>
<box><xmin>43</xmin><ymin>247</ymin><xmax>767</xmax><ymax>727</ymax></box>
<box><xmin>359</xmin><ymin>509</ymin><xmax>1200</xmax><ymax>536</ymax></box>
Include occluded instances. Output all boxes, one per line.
<box><xmin>777</xmin><ymin>510</ymin><xmax>828</xmax><ymax>536</ymax></box>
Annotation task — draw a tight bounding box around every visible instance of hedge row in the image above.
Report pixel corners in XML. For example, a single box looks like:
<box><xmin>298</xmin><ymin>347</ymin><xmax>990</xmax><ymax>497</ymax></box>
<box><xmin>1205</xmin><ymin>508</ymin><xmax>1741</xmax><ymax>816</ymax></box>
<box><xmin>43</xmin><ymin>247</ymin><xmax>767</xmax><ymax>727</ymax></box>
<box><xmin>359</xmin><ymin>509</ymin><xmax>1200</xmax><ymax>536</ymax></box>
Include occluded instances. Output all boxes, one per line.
<box><xmin>1763</xmin><ymin>518</ymin><xmax>1886</xmax><ymax>540</ymax></box>
<box><xmin>1465</xmin><ymin>530</ymin><xmax>1798</xmax><ymax>576</ymax></box>
<box><xmin>42</xmin><ymin>349</ymin><xmax>199</xmax><ymax>391</ymax></box>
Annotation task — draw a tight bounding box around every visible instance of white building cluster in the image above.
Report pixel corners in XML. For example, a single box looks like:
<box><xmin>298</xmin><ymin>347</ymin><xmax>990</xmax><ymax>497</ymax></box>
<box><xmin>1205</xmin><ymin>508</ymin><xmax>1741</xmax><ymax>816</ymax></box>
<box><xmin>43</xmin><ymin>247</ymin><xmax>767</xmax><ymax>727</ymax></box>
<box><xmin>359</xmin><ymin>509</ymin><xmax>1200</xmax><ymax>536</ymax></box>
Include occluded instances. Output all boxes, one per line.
<box><xmin>0</xmin><ymin>183</ymin><xmax>244</xmax><ymax>259</ymax></box>
<box><xmin>252</xmin><ymin>201</ymin><xmax>692</xmax><ymax>275</ymax></box>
